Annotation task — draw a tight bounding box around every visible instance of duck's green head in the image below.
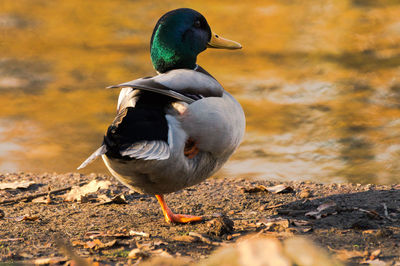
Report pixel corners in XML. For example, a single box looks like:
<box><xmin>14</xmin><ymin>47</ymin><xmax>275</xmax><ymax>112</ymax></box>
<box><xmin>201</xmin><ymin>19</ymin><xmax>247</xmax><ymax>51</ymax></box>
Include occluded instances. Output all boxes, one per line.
<box><xmin>150</xmin><ymin>8</ymin><xmax>241</xmax><ymax>73</ymax></box>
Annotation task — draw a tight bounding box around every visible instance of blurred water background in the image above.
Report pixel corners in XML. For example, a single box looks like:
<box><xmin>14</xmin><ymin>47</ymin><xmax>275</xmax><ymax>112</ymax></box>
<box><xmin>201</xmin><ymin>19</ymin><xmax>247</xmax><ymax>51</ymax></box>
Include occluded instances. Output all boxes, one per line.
<box><xmin>1</xmin><ymin>0</ymin><xmax>400</xmax><ymax>184</ymax></box>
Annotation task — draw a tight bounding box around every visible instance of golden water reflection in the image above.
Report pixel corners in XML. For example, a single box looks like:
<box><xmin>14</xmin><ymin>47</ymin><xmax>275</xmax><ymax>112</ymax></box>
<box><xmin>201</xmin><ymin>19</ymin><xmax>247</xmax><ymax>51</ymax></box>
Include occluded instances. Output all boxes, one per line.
<box><xmin>1</xmin><ymin>0</ymin><xmax>400</xmax><ymax>184</ymax></box>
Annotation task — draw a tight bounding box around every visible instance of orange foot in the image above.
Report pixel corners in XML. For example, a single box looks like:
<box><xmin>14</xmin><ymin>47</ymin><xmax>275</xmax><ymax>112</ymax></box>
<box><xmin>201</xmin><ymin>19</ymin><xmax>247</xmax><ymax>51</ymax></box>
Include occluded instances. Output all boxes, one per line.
<box><xmin>184</xmin><ymin>137</ymin><xmax>199</xmax><ymax>159</ymax></box>
<box><xmin>155</xmin><ymin>195</ymin><xmax>203</xmax><ymax>224</ymax></box>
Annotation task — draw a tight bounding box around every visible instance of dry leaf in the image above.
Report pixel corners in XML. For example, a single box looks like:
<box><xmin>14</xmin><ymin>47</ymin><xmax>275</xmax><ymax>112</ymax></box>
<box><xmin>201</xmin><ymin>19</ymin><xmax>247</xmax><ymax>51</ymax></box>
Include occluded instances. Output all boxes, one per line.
<box><xmin>97</xmin><ymin>194</ymin><xmax>128</xmax><ymax>205</ymax></box>
<box><xmin>151</xmin><ymin>249</ymin><xmax>173</xmax><ymax>258</ymax></box>
<box><xmin>0</xmin><ymin>238</ymin><xmax>24</xmax><ymax>242</ymax></box>
<box><xmin>173</xmin><ymin>235</ymin><xmax>199</xmax><ymax>242</ymax></box>
<box><xmin>189</xmin><ymin>232</ymin><xmax>220</xmax><ymax>245</ymax></box>
<box><xmin>32</xmin><ymin>196</ymin><xmax>52</xmax><ymax>204</ymax></box>
<box><xmin>370</xmin><ymin>249</ymin><xmax>381</xmax><ymax>260</ymax></box>
<box><xmin>129</xmin><ymin>230</ymin><xmax>150</xmax><ymax>238</ymax></box>
<box><xmin>258</xmin><ymin>218</ymin><xmax>290</xmax><ymax>232</ymax></box>
<box><xmin>305</xmin><ymin>201</ymin><xmax>337</xmax><ymax>219</ymax></box>
<box><xmin>128</xmin><ymin>247</ymin><xmax>172</xmax><ymax>259</ymax></box>
<box><xmin>0</xmin><ymin>181</ymin><xmax>35</xmax><ymax>190</ymax></box>
<box><xmin>33</xmin><ymin>257</ymin><xmax>67</xmax><ymax>265</ymax></box>
<box><xmin>362</xmin><ymin>259</ymin><xmax>386</xmax><ymax>266</ymax></box>
<box><xmin>328</xmin><ymin>247</ymin><xmax>364</xmax><ymax>261</ymax></box>
<box><xmin>316</xmin><ymin>201</ymin><xmax>337</xmax><ymax>212</ymax></box>
<box><xmin>292</xmin><ymin>226</ymin><xmax>313</xmax><ymax>233</ymax></box>
<box><xmin>242</xmin><ymin>184</ymin><xmax>294</xmax><ymax>194</ymax></box>
<box><xmin>241</xmin><ymin>186</ymin><xmax>266</xmax><ymax>193</ymax></box>
<box><xmin>15</xmin><ymin>215</ymin><xmax>39</xmax><ymax>221</ymax></box>
<box><xmin>128</xmin><ymin>248</ymin><xmax>150</xmax><ymax>259</ymax></box>
<box><xmin>261</xmin><ymin>184</ymin><xmax>294</xmax><ymax>194</ymax></box>
<box><xmin>291</xmin><ymin>220</ymin><xmax>312</xmax><ymax>227</ymax></box>
<box><xmin>285</xmin><ymin>238</ymin><xmax>343</xmax><ymax>266</ymax></box>
<box><xmin>63</xmin><ymin>180</ymin><xmax>111</xmax><ymax>202</ymax></box>
<box><xmin>71</xmin><ymin>240</ymin><xmax>86</xmax><ymax>247</ymax></box>
<box><xmin>73</xmin><ymin>239</ymin><xmax>117</xmax><ymax>250</ymax></box>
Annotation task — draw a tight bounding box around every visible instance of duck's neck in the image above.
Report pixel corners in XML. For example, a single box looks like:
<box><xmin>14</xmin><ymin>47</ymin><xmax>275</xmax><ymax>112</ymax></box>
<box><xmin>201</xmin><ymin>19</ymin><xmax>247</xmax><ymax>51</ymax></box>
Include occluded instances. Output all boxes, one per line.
<box><xmin>150</xmin><ymin>25</ymin><xmax>197</xmax><ymax>73</ymax></box>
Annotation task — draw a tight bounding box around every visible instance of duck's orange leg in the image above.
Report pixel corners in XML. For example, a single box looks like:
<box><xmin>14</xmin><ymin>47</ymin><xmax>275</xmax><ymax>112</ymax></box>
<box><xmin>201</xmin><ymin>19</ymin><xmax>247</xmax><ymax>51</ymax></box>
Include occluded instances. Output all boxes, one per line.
<box><xmin>155</xmin><ymin>194</ymin><xmax>203</xmax><ymax>224</ymax></box>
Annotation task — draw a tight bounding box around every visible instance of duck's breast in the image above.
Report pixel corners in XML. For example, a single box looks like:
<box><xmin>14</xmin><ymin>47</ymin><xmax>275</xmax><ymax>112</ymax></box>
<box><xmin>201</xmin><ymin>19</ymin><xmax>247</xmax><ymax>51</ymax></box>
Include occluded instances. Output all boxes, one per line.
<box><xmin>180</xmin><ymin>91</ymin><xmax>246</xmax><ymax>159</ymax></box>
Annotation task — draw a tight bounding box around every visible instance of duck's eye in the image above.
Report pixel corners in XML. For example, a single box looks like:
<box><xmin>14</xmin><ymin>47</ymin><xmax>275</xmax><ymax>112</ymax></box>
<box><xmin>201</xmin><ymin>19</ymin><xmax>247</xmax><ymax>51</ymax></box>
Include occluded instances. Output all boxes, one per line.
<box><xmin>194</xmin><ymin>20</ymin><xmax>201</xmax><ymax>28</ymax></box>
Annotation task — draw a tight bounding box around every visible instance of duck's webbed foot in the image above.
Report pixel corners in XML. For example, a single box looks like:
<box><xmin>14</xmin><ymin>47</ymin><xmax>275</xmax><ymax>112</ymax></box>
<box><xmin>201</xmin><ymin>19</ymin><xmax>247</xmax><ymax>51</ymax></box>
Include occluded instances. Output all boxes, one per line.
<box><xmin>155</xmin><ymin>194</ymin><xmax>203</xmax><ymax>224</ymax></box>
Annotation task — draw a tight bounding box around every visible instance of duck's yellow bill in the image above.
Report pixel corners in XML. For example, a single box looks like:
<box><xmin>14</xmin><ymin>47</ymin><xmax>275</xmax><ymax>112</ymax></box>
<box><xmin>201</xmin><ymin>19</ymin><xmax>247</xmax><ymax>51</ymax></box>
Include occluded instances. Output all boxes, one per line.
<box><xmin>207</xmin><ymin>32</ymin><xmax>242</xmax><ymax>49</ymax></box>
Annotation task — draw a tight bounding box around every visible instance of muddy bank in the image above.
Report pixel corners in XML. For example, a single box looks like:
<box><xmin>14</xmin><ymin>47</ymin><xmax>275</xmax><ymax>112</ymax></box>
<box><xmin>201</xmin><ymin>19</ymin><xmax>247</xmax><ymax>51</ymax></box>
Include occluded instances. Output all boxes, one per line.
<box><xmin>0</xmin><ymin>172</ymin><xmax>399</xmax><ymax>265</ymax></box>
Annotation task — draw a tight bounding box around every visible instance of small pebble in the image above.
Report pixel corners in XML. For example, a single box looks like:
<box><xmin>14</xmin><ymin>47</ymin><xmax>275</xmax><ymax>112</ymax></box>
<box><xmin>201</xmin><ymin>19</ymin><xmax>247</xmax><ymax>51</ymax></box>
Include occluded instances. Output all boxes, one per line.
<box><xmin>299</xmin><ymin>190</ymin><xmax>311</xmax><ymax>199</ymax></box>
<box><xmin>227</xmin><ymin>210</ymin><xmax>235</xmax><ymax>215</ymax></box>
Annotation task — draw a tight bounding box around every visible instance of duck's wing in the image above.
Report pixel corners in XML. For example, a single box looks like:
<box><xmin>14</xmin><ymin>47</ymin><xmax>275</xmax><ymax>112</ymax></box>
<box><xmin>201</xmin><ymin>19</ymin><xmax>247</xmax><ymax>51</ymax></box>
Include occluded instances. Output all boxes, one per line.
<box><xmin>77</xmin><ymin>144</ymin><xmax>108</xmax><ymax>170</ymax></box>
<box><xmin>78</xmin><ymin>66</ymin><xmax>223</xmax><ymax>169</ymax></box>
<box><xmin>77</xmin><ymin>104</ymin><xmax>173</xmax><ymax>169</ymax></box>
<box><xmin>108</xmin><ymin>68</ymin><xmax>224</xmax><ymax>108</ymax></box>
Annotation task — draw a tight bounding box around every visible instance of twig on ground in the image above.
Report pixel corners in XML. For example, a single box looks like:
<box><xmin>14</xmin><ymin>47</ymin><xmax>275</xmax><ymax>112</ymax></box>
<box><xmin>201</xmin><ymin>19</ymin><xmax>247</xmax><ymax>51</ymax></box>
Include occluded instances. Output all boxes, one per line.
<box><xmin>382</xmin><ymin>203</ymin><xmax>395</xmax><ymax>222</ymax></box>
<box><xmin>0</xmin><ymin>181</ymin><xmax>88</xmax><ymax>205</ymax></box>
<box><xmin>189</xmin><ymin>232</ymin><xmax>221</xmax><ymax>246</ymax></box>
<box><xmin>0</xmin><ymin>238</ymin><xmax>24</xmax><ymax>242</ymax></box>
<box><xmin>263</xmin><ymin>203</ymin><xmax>286</xmax><ymax>210</ymax></box>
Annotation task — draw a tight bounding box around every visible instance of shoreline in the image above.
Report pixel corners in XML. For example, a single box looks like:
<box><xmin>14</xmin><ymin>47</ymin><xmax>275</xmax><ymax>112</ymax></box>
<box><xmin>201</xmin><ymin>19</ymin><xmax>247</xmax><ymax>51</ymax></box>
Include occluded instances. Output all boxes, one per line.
<box><xmin>0</xmin><ymin>172</ymin><xmax>399</xmax><ymax>264</ymax></box>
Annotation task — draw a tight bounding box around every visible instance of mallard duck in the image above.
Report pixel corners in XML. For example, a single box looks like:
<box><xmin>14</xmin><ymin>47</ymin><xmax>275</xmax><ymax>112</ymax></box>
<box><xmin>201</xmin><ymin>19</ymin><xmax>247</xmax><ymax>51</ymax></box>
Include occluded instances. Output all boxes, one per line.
<box><xmin>78</xmin><ymin>8</ymin><xmax>245</xmax><ymax>223</ymax></box>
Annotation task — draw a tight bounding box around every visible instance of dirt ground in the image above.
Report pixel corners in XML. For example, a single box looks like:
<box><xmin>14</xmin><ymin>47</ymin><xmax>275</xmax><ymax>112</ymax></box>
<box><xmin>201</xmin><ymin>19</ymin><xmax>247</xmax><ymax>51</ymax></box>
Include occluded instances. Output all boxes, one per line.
<box><xmin>0</xmin><ymin>172</ymin><xmax>399</xmax><ymax>265</ymax></box>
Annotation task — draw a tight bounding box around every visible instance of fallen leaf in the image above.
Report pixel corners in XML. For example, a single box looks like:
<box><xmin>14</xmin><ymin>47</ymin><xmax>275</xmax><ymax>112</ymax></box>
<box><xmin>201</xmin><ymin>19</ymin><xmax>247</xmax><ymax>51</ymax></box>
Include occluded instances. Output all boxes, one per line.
<box><xmin>32</xmin><ymin>196</ymin><xmax>52</xmax><ymax>204</ymax></box>
<box><xmin>153</xmin><ymin>240</ymin><xmax>168</xmax><ymax>248</ymax></box>
<box><xmin>173</xmin><ymin>235</ymin><xmax>199</xmax><ymax>242</ymax></box>
<box><xmin>242</xmin><ymin>184</ymin><xmax>294</xmax><ymax>194</ymax></box>
<box><xmin>328</xmin><ymin>247</ymin><xmax>364</xmax><ymax>261</ymax></box>
<box><xmin>0</xmin><ymin>238</ymin><xmax>24</xmax><ymax>242</ymax></box>
<box><xmin>18</xmin><ymin>252</ymin><xmax>33</xmax><ymax>259</ymax></box>
<box><xmin>15</xmin><ymin>215</ymin><xmax>39</xmax><ymax>221</ymax></box>
<box><xmin>285</xmin><ymin>238</ymin><xmax>343</xmax><ymax>266</ymax></box>
<box><xmin>97</xmin><ymin>194</ymin><xmax>128</xmax><ymax>205</ymax></box>
<box><xmin>32</xmin><ymin>257</ymin><xmax>67</xmax><ymax>265</ymax></box>
<box><xmin>129</xmin><ymin>230</ymin><xmax>150</xmax><ymax>238</ymax></box>
<box><xmin>370</xmin><ymin>249</ymin><xmax>381</xmax><ymax>260</ymax></box>
<box><xmin>189</xmin><ymin>232</ymin><xmax>220</xmax><ymax>245</ymax></box>
<box><xmin>63</xmin><ymin>180</ymin><xmax>111</xmax><ymax>202</ymax></box>
<box><xmin>262</xmin><ymin>184</ymin><xmax>294</xmax><ymax>194</ymax></box>
<box><xmin>84</xmin><ymin>229</ymin><xmax>130</xmax><ymax>239</ymax></box>
<box><xmin>0</xmin><ymin>181</ymin><xmax>35</xmax><ymax>190</ymax></box>
<box><xmin>0</xmin><ymin>209</ymin><xmax>4</xmax><ymax>219</ymax></box>
<box><xmin>83</xmin><ymin>231</ymin><xmax>104</xmax><ymax>239</ymax></box>
<box><xmin>258</xmin><ymin>218</ymin><xmax>290</xmax><ymax>232</ymax></box>
<box><xmin>241</xmin><ymin>186</ymin><xmax>266</xmax><ymax>193</ymax></box>
<box><xmin>291</xmin><ymin>220</ymin><xmax>312</xmax><ymax>227</ymax></box>
<box><xmin>128</xmin><ymin>246</ymin><xmax>172</xmax><ymax>260</ymax></box>
<box><xmin>362</xmin><ymin>259</ymin><xmax>386</xmax><ymax>266</ymax></box>
<box><xmin>362</xmin><ymin>229</ymin><xmax>377</xmax><ymax>235</ymax></box>
<box><xmin>128</xmin><ymin>248</ymin><xmax>150</xmax><ymax>259</ymax></box>
<box><xmin>151</xmin><ymin>249</ymin><xmax>173</xmax><ymax>258</ymax></box>
<box><xmin>291</xmin><ymin>227</ymin><xmax>313</xmax><ymax>233</ymax></box>
<box><xmin>71</xmin><ymin>240</ymin><xmax>85</xmax><ymax>247</ymax></box>
<box><xmin>238</xmin><ymin>237</ymin><xmax>290</xmax><ymax>266</ymax></box>
<box><xmin>73</xmin><ymin>239</ymin><xmax>117</xmax><ymax>250</ymax></box>
<box><xmin>316</xmin><ymin>201</ymin><xmax>337</xmax><ymax>212</ymax></box>
<box><xmin>305</xmin><ymin>201</ymin><xmax>337</xmax><ymax>219</ymax></box>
